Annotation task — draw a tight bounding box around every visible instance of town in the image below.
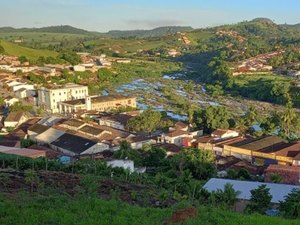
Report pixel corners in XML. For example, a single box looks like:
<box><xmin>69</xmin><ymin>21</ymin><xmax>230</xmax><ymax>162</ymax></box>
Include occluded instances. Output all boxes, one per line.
<box><xmin>1</xmin><ymin>2</ymin><xmax>300</xmax><ymax>224</ymax></box>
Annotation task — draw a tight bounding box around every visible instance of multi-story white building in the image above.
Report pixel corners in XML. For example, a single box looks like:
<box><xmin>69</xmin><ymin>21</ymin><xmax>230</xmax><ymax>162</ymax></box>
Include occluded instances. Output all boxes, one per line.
<box><xmin>37</xmin><ymin>83</ymin><xmax>88</xmax><ymax>113</ymax></box>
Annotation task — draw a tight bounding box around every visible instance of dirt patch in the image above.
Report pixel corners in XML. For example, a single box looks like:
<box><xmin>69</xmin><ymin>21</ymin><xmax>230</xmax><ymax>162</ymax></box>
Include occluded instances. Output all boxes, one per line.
<box><xmin>166</xmin><ymin>207</ymin><xmax>198</xmax><ymax>224</ymax></box>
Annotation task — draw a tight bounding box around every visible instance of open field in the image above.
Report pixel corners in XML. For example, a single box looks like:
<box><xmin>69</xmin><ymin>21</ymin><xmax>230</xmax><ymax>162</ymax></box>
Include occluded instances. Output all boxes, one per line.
<box><xmin>0</xmin><ymin>39</ymin><xmax>58</xmax><ymax>60</ymax></box>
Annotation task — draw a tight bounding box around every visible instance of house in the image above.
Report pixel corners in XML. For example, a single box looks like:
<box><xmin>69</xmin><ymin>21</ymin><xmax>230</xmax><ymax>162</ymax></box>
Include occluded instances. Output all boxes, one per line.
<box><xmin>59</xmin><ymin>119</ymin><xmax>86</xmax><ymax>130</ymax></box>
<box><xmin>203</xmin><ymin>178</ymin><xmax>300</xmax><ymax>211</ymax></box>
<box><xmin>73</xmin><ymin>65</ymin><xmax>86</xmax><ymax>72</ymax></box>
<box><xmin>98</xmin><ymin>114</ymin><xmax>133</xmax><ymax>130</ymax></box>
<box><xmin>78</xmin><ymin>124</ymin><xmax>112</xmax><ymax>138</ymax></box>
<box><xmin>154</xmin><ymin>143</ymin><xmax>182</xmax><ymax>156</ymax></box>
<box><xmin>265</xmin><ymin>165</ymin><xmax>300</xmax><ymax>185</ymax></box>
<box><xmin>123</xmin><ymin>135</ymin><xmax>155</xmax><ymax>150</ymax></box>
<box><xmin>37</xmin><ymin>83</ymin><xmax>89</xmax><ymax>113</ymax></box>
<box><xmin>195</xmin><ymin>136</ymin><xmax>246</xmax><ymax>156</ymax></box>
<box><xmin>4</xmin><ymin>112</ymin><xmax>27</xmax><ymax>128</ymax></box>
<box><xmin>223</xmin><ymin>136</ymin><xmax>297</xmax><ymax>165</ymax></box>
<box><xmin>34</xmin><ymin>127</ymin><xmax>65</xmax><ymax>145</ymax></box>
<box><xmin>211</xmin><ymin>129</ymin><xmax>239</xmax><ymax>139</ymax></box>
<box><xmin>38</xmin><ymin>116</ymin><xmax>62</xmax><ymax>127</ymax></box>
<box><xmin>27</xmin><ymin>123</ymin><xmax>50</xmax><ymax>139</ymax></box>
<box><xmin>4</xmin><ymin>96</ymin><xmax>19</xmax><ymax>106</ymax></box>
<box><xmin>50</xmin><ymin>133</ymin><xmax>109</xmax><ymax>156</ymax></box>
<box><xmin>168</xmin><ymin>49</ymin><xmax>180</xmax><ymax>57</ymax></box>
<box><xmin>14</xmin><ymin>88</ymin><xmax>28</xmax><ymax>99</ymax></box>
<box><xmin>160</xmin><ymin>123</ymin><xmax>203</xmax><ymax>146</ymax></box>
<box><xmin>12</xmin><ymin>84</ymin><xmax>34</xmax><ymax>92</ymax></box>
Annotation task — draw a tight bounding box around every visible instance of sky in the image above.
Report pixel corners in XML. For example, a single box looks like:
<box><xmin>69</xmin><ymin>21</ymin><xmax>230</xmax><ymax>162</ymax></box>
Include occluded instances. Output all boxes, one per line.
<box><xmin>0</xmin><ymin>0</ymin><xmax>300</xmax><ymax>32</ymax></box>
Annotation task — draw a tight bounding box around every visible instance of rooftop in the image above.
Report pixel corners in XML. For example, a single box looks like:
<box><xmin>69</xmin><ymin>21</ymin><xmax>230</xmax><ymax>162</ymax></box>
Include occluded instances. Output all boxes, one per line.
<box><xmin>203</xmin><ymin>178</ymin><xmax>300</xmax><ymax>203</ymax></box>
<box><xmin>28</xmin><ymin>123</ymin><xmax>50</xmax><ymax>134</ymax></box>
<box><xmin>165</xmin><ymin>129</ymin><xmax>188</xmax><ymax>137</ymax></box>
<box><xmin>100</xmin><ymin>114</ymin><xmax>133</xmax><ymax>125</ymax></box>
<box><xmin>61</xmin><ymin>119</ymin><xmax>85</xmax><ymax>128</ymax></box>
<box><xmin>51</xmin><ymin>133</ymin><xmax>97</xmax><ymax>155</ymax></box>
<box><xmin>79</xmin><ymin>125</ymin><xmax>105</xmax><ymax>136</ymax></box>
<box><xmin>5</xmin><ymin>112</ymin><xmax>24</xmax><ymax>122</ymax></box>
<box><xmin>0</xmin><ymin>145</ymin><xmax>46</xmax><ymax>159</ymax></box>
<box><xmin>231</xmin><ymin>136</ymin><xmax>284</xmax><ymax>151</ymax></box>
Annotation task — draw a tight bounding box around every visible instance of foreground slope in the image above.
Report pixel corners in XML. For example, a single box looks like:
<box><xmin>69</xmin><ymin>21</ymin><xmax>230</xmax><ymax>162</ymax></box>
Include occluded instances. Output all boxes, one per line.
<box><xmin>0</xmin><ymin>194</ymin><xmax>298</xmax><ymax>225</ymax></box>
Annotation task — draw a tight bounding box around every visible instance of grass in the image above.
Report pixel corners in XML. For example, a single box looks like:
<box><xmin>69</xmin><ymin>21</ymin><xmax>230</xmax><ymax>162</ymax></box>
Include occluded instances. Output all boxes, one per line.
<box><xmin>0</xmin><ymin>193</ymin><xmax>298</xmax><ymax>225</ymax></box>
<box><xmin>0</xmin><ymin>39</ymin><xmax>58</xmax><ymax>60</ymax></box>
<box><xmin>232</xmin><ymin>73</ymin><xmax>293</xmax><ymax>86</ymax></box>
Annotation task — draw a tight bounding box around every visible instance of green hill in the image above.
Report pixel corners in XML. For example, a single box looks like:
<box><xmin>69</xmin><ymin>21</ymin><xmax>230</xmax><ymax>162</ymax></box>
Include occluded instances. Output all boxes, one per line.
<box><xmin>0</xmin><ymin>39</ymin><xmax>58</xmax><ymax>60</ymax></box>
<box><xmin>1</xmin><ymin>194</ymin><xmax>298</xmax><ymax>225</ymax></box>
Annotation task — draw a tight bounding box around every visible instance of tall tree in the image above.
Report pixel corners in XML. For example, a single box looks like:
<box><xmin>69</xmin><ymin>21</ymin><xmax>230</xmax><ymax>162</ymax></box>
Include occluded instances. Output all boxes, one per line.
<box><xmin>245</xmin><ymin>184</ymin><xmax>272</xmax><ymax>214</ymax></box>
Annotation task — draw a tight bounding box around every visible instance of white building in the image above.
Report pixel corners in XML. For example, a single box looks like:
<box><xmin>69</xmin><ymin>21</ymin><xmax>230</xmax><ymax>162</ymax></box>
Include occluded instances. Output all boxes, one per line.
<box><xmin>12</xmin><ymin>84</ymin><xmax>34</xmax><ymax>92</ymax></box>
<box><xmin>4</xmin><ymin>96</ymin><xmax>19</xmax><ymax>106</ymax></box>
<box><xmin>37</xmin><ymin>83</ymin><xmax>88</xmax><ymax>113</ymax></box>
<box><xmin>4</xmin><ymin>112</ymin><xmax>27</xmax><ymax>128</ymax></box>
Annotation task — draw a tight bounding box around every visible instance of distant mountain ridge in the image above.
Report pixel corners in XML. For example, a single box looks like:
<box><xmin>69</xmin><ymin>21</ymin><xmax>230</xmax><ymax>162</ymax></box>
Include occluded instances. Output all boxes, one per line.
<box><xmin>0</xmin><ymin>25</ymin><xmax>194</xmax><ymax>38</ymax></box>
<box><xmin>0</xmin><ymin>25</ymin><xmax>91</xmax><ymax>35</ymax></box>
<box><xmin>106</xmin><ymin>26</ymin><xmax>194</xmax><ymax>38</ymax></box>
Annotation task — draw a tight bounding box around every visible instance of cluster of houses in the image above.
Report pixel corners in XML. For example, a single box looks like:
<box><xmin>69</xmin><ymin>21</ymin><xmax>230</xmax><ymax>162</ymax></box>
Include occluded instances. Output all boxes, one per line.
<box><xmin>232</xmin><ymin>51</ymin><xmax>282</xmax><ymax>75</ymax></box>
<box><xmin>0</xmin><ymin>52</ymin><xmax>132</xmax><ymax>77</ymax></box>
<box><xmin>216</xmin><ymin>30</ymin><xmax>247</xmax><ymax>43</ymax></box>
<box><xmin>193</xmin><ymin>129</ymin><xmax>300</xmax><ymax>185</ymax></box>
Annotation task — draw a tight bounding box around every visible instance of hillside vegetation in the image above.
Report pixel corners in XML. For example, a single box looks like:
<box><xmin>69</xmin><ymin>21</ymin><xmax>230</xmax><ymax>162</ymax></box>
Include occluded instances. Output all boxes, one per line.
<box><xmin>1</xmin><ymin>194</ymin><xmax>298</xmax><ymax>225</ymax></box>
<box><xmin>0</xmin><ymin>39</ymin><xmax>57</xmax><ymax>60</ymax></box>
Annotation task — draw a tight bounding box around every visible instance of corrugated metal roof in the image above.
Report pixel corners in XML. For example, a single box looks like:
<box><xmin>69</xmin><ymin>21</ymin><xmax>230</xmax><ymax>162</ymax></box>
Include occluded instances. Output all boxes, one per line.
<box><xmin>203</xmin><ymin>178</ymin><xmax>300</xmax><ymax>203</ymax></box>
<box><xmin>34</xmin><ymin>128</ymin><xmax>65</xmax><ymax>144</ymax></box>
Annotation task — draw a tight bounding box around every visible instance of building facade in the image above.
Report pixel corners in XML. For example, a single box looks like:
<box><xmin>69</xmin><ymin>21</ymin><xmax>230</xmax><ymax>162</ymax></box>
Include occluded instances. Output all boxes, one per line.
<box><xmin>58</xmin><ymin>95</ymin><xmax>136</xmax><ymax>114</ymax></box>
<box><xmin>37</xmin><ymin>83</ymin><xmax>88</xmax><ymax>113</ymax></box>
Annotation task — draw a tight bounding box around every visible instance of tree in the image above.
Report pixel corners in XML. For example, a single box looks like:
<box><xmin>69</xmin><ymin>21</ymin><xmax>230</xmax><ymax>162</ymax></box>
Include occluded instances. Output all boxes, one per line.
<box><xmin>126</xmin><ymin>108</ymin><xmax>164</xmax><ymax>133</ymax></box>
<box><xmin>243</xmin><ymin>105</ymin><xmax>259</xmax><ymax>128</ymax></box>
<box><xmin>277</xmin><ymin>102</ymin><xmax>300</xmax><ymax>138</ymax></box>
<box><xmin>58</xmin><ymin>51</ymin><xmax>81</xmax><ymax>65</ymax></box>
<box><xmin>18</xmin><ymin>56</ymin><xmax>28</xmax><ymax>64</ymax></box>
<box><xmin>195</xmin><ymin>106</ymin><xmax>232</xmax><ymax>133</ymax></box>
<box><xmin>269</xmin><ymin>173</ymin><xmax>282</xmax><ymax>183</ymax></box>
<box><xmin>206</xmin><ymin>84</ymin><xmax>224</xmax><ymax>97</ymax></box>
<box><xmin>245</xmin><ymin>184</ymin><xmax>272</xmax><ymax>214</ymax></box>
<box><xmin>170</xmin><ymin>148</ymin><xmax>216</xmax><ymax>180</ymax></box>
<box><xmin>279</xmin><ymin>189</ymin><xmax>300</xmax><ymax>219</ymax></box>
<box><xmin>222</xmin><ymin>183</ymin><xmax>240</xmax><ymax>209</ymax></box>
<box><xmin>143</xmin><ymin>147</ymin><xmax>166</xmax><ymax>167</ymax></box>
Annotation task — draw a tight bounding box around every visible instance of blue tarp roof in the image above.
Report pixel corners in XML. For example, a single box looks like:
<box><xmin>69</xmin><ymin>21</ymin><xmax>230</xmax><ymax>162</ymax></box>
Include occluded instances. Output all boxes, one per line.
<box><xmin>203</xmin><ymin>178</ymin><xmax>300</xmax><ymax>203</ymax></box>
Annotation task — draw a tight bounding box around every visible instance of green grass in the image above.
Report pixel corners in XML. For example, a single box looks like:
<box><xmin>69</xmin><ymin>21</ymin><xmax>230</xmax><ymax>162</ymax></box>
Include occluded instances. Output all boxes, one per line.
<box><xmin>232</xmin><ymin>73</ymin><xmax>293</xmax><ymax>86</ymax></box>
<box><xmin>0</xmin><ymin>39</ymin><xmax>58</xmax><ymax>60</ymax></box>
<box><xmin>0</xmin><ymin>194</ymin><xmax>298</xmax><ymax>225</ymax></box>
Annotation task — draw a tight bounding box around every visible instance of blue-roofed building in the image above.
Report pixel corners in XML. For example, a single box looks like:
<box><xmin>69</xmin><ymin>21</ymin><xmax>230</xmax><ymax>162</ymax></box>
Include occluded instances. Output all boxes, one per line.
<box><xmin>203</xmin><ymin>178</ymin><xmax>300</xmax><ymax>212</ymax></box>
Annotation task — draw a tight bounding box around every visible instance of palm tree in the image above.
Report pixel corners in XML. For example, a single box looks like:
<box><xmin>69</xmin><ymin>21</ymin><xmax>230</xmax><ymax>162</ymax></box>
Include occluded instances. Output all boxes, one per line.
<box><xmin>223</xmin><ymin>183</ymin><xmax>241</xmax><ymax>210</ymax></box>
<box><xmin>279</xmin><ymin>102</ymin><xmax>296</xmax><ymax>137</ymax></box>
